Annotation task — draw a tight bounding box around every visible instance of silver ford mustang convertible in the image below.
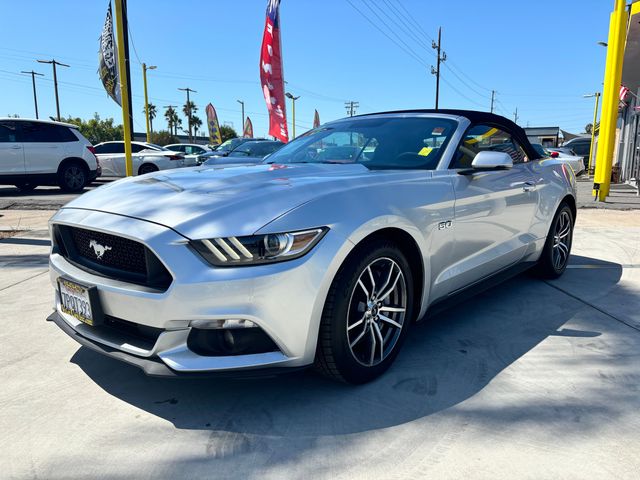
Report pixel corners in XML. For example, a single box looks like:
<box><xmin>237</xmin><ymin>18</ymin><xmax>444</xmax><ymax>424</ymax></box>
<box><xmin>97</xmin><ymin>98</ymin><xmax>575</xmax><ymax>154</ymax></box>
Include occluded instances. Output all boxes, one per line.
<box><xmin>48</xmin><ymin>110</ymin><xmax>576</xmax><ymax>383</ymax></box>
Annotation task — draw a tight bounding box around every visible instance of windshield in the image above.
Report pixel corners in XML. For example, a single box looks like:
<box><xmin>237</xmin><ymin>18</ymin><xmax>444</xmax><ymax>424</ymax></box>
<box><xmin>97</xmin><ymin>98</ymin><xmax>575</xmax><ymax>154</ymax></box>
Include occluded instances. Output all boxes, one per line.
<box><xmin>264</xmin><ymin>116</ymin><xmax>457</xmax><ymax>170</ymax></box>
<box><xmin>216</xmin><ymin>138</ymin><xmax>244</xmax><ymax>152</ymax></box>
<box><xmin>229</xmin><ymin>141</ymin><xmax>282</xmax><ymax>158</ymax></box>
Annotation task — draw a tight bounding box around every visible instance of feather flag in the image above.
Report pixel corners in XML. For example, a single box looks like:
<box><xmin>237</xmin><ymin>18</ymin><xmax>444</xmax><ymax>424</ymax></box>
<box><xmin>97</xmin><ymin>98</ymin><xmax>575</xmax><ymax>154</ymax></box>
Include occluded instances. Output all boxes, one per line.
<box><xmin>259</xmin><ymin>0</ymin><xmax>288</xmax><ymax>142</ymax></box>
<box><xmin>205</xmin><ymin>103</ymin><xmax>222</xmax><ymax>145</ymax></box>
<box><xmin>98</xmin><ymin>1</ymin><xmax>121</xmax><ymax>105</ymax></box>
<box><xmin>313</xmin><ymin>109</ymin><xmax>320</xmax><ymax>128</ymax></box>
<box><xmin>243</xmin><ymin>117</ymin><xmax>254</xmax><ymax>138</ymax></box>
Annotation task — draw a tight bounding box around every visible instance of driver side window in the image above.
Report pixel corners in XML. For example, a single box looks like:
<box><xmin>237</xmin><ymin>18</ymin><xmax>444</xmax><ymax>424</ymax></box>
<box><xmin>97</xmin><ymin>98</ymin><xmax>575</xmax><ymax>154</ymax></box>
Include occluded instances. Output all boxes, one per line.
<box><xmin>451</xmin><ymin>124</ymin><xmax>528</xmax><ymax>169</ymax></box>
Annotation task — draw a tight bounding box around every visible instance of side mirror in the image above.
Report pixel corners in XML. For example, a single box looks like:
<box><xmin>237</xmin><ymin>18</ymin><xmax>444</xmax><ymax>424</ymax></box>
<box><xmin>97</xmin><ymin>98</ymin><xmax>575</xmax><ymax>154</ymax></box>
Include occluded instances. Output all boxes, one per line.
<box><xmin>470</xmin><ymin>151</ymin><xmax>513</xmax><ymax>170</ymax></box>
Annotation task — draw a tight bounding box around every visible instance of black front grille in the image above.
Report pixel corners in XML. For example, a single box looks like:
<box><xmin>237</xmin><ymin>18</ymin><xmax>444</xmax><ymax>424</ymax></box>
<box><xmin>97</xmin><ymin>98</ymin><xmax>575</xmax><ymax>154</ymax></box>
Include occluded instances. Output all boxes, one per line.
<box><xmin>53</xmin><ymin>225</ymin><xmax>172</xmax><ymax>291</ymax></box>
<box><xmin>70</xmin><ymin>227</ymin><xmax>147</xmax><ymax>275</ymax></box>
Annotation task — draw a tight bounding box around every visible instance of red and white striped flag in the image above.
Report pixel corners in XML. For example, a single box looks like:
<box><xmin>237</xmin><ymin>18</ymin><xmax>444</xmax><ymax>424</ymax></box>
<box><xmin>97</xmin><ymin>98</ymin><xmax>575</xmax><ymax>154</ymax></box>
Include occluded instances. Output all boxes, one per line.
<box><xmin>619</xmin><ymin>85</ymin><xmax>630</xmax><ymax>102</ymax></box>
<box><xmin>259</xmin><ymin>0</ymin><xmax>288</xmax><ymax>143</ymax></box>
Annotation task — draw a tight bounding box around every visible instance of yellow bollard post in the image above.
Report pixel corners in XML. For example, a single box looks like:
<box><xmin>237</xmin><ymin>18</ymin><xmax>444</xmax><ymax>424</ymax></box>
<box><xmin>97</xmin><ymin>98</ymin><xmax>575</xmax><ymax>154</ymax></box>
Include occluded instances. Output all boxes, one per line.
<box><xmin>593</xmin><ymin>0</ymin><xmax>628</xmax><ymax>200</ymax></box>
<box><xmin>113</xmin><ymin>0</ymin><xmax>133</xmax><ymax>177</ymax></box>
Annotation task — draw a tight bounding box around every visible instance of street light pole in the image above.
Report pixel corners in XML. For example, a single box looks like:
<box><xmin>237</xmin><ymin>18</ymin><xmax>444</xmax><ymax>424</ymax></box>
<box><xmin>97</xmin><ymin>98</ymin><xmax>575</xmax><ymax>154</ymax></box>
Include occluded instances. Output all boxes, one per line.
<box><xmin>21</xmin><ymin>70</ymin><xmax>44</xmax><ymax>119</ymax></box>
<box><xmin>178</xmin><ymin>87</ymin><xmax>197</xmax><ymax>142</ymax></box>
<box><xmin>285</xmin><ymin>92</ymin><xmax>300</xmax><ymax>139</ymax></box>
<box><xmin>142</xmin><ymin>63</ymin><xmax>157</xmax><ymax>143</ymax></box>
<box><xmin>584</xmin><ymin>92</ymin><xmax>601</xmax><ymax>176</ymax></box>
<box><xmin>36</xmin><ymin>59</ymin><xmax>69</xmax><ymax>121</ymax></box>
<box><xmin>237</xmin><ymin>100</ymin><xmax>245</xmax><ymax>135</ymax></box>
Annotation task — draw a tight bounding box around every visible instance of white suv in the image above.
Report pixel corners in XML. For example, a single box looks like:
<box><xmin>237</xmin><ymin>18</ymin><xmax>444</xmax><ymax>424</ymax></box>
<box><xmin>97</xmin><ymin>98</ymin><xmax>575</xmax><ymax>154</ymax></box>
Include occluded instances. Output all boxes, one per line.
<box><xmin>0</xmin><ymin>118</ymin><xmax>99</xmax><ymax>192</ymax></box>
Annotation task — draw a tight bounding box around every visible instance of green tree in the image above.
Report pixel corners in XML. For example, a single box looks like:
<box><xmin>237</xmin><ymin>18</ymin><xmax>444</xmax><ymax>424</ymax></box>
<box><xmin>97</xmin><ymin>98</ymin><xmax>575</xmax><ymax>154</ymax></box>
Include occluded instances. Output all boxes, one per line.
<box><xmin>220</xmin><ymin>125</ymin><xmax>238</xmax><ymax>143</ymax></box>
<box><xmin>143</xmin><ymin>103</ymin><xmax>157</xmax><ymax>133</ymax></box>
<box><xmin>191</xmin><ymin>115</ymin><xmax>203</xmax><ymax>138</ymax></box>
<box><xmin>62</xmin><ymin>113</ymin><xmax>123</xmax><ymax>144</ymax></box>
<box><xmin>164</xmin><ymin>106</ymin><xmax>180</xmax><ymax>136</ymax></box>
<box><xmin>182</xmin><ymin>101</ymin><xmax>198</xmax><ymax>141</ymax></box>
<box><xmin>149</xmin><ymin>130</ymin><xmax>179</xmax><ymax>146</ymax></box>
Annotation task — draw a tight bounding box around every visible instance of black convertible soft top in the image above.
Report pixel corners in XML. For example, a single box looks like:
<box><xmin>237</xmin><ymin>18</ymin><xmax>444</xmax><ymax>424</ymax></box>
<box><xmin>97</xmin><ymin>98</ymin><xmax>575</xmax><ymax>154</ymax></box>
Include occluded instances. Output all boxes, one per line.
<box><xmin>357</xmin><ymin>109</ymin><xmax>542</xmax><ymax>161</ymax></box>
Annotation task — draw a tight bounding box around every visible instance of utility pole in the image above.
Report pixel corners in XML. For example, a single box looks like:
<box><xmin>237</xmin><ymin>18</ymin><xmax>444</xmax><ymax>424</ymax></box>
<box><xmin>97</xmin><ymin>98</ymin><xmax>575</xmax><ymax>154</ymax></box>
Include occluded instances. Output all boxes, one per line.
<box><xmin>142</xmin><ymin>63</ymin><xmax>157</xmax><ymax>143</ymax></box>
<box><xmin>430</xmin><ymin>27</ymin><xmax>446</xmax><ymax>110</ymax></box>
<box><xmin>163</xmin><ymin>105</ymin><xmax>178</xmax><ymax>136</ymax></box>
<box><xmin>21</xmin><ymin>70</ymin><xmax>44</xmax><ymax>119</ymax></box>
<box><xmin>36</xmin><ymin>59</ymin><xmax>69</xmax><ymax>121</ymax></box>
<box><xmin>236</xmin><ymin>100</ymin><xmax>245</xmax><ymax>135</ymax></box>
<box><xmin>490</xmin><ymin>90</ymin><xmax>496</xmax><ymax>113</ymax></box>
<box><xmin>285</xmin><ymin>93</ymin><xmax>300</xmax><ymax>139</ymax></box>
<box><xmin>178</xmin><ymin>87</ymin><xmax>197</xmax><ymax>142</ymax></box>
<box><xmin>344</xmin><ymin>101</ymin><xmax>359</xmax><ymax>117</ymax></box>
<box><xmin>513</xmin><ymin>107</ymin><xmax>519</xmax><ymax>124</ymax></box>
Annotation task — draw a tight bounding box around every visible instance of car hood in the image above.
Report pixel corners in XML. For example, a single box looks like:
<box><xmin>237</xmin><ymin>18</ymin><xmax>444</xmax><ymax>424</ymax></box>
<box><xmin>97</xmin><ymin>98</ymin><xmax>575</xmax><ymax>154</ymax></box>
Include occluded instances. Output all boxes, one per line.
<box><xmin>62</xmin><ymin>163</ymin><xmax>412</xmax><ymax>239</ymax></box>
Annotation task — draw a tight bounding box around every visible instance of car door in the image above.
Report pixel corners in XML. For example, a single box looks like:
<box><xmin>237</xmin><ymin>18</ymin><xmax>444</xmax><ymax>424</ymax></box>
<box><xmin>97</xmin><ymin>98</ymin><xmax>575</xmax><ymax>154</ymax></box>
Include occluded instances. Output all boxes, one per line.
<box><xmin>20</xmin><ymin>122</ymin><xmax>66</xmax><ymax>174</ymax></box>
<box><xmin>0</xmin><ymin>120</ymin><xmax>24</xmax><ymax>175</ymax></box>
<box><xmin>94</xmin><ymin>143</ymin><xmax>121</xmax><ymax>176</ymax></box>
<box><xmin>445</xmin><ymin>124</ymin><xmax>539</xmax><ymax>293</ymax></box>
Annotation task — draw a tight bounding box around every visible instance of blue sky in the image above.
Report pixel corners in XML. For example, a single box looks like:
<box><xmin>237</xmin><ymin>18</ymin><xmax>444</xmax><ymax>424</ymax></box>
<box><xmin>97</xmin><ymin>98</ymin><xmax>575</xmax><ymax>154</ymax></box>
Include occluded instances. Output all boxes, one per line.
<box><xmin>0</xmin><ymin>0</ymin><xmax>611</xmax><ymax>137</ymax></box>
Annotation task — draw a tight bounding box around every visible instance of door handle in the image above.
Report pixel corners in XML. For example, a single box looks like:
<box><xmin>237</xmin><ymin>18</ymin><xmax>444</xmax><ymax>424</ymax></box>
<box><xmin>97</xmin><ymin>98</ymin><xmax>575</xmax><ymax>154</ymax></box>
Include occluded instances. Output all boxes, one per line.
<box><xmin>11</xmin><ymin>145</ymin><xmax>22</xmax><ymax>149</ymax></box>
<box><xmin>523</xmin><ymin>181</ymin><xmax>536</xmax><ymax>192</ymax></box>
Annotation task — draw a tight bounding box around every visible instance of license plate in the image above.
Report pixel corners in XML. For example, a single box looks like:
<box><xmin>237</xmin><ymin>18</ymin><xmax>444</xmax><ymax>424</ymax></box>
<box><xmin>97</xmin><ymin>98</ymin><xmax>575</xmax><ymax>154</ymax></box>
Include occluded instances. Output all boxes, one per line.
<box><xmin>57</xmin><ymin>278</ymin><xmax>102</xmax><ymax>326</ymax></box>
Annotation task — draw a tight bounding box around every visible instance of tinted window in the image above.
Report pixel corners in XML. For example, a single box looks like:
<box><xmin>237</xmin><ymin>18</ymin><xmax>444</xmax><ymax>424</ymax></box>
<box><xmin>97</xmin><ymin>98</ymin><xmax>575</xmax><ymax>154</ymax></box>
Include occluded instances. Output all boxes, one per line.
<box><xmin>131</xmin><ymin>144</ymin><xmax>145</xmax><ymax>153</ymax></box>
<box><xmin>0</xmin><ymin>121</ymin><xmax>18</xmax><ymax>142</ymax></box>
<box><xmin>451</xmin><ymin>124</ymin><xmax>528</xmax><ymax>169</ymax></box>
<box><xmin>99</xmin><ymin>143</ymin><xmax>124</xmax><ymax>154</ymax></box>
<box><xmin>21</xmin><ymin>122</ymin><xmax>77</xmax><ymax>142</ymax></box>
<box><xmin>265</xmin><ymin>117</ymin><xmax>457</xmax><ymax>170</ymax></box>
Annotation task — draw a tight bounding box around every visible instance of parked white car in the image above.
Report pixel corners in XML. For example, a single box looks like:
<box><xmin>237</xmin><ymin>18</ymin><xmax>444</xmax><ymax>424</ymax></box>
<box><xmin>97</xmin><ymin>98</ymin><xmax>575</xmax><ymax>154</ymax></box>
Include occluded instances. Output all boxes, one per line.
<box><xmin>165</xmin><ymin>143</ymin><xmax>212</xmax><ymax>167</ymax></box>
<box><xmin>93</xmin><ymin>141</ymin><xmax>185</xmax><ymax>177</ymax></box>
<box><xmin>0</xmin><ymin>118</ymin><xmax>99</xmax><ymax>192</ymax></box>
<box><xmin>532</xmin><ymin>144</ymin><xmax>585</xmax><ymax>174</ymax></box>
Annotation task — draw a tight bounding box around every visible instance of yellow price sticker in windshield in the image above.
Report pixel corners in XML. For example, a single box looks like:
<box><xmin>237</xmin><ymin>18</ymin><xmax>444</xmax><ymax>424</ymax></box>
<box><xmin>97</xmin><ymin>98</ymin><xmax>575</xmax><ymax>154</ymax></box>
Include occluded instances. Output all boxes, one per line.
<box><xmin>418</xmin><ymin>147</ymin><xmax>433</xmax><ymax>157</ymax></box>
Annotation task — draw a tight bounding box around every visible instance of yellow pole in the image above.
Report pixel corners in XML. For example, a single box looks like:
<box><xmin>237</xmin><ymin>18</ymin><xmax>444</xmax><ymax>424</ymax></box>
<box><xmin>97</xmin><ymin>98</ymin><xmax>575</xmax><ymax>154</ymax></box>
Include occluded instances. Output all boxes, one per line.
<box><xmin>593</xmin><ymin>0</ymin><xmax>628</xmax><ymax>200</ymax></box>
<box><xmin>291</xmin><ymin>97</ymin><xmax>296</xmax><ymax>139</ymax></box>
<box><xmin>143</xmin><ymin>63</ymin><xmax>150</xmax><ymax>143</ymax></box>
<box><xmin>587</xmin><ymin>92</ymin><xmax>600</xmax><ymax>176</ymax></box>
<box><xmin>113</xmin><ymin>0</ymin><xmax>133</xmax><ymax>177</ymax></box>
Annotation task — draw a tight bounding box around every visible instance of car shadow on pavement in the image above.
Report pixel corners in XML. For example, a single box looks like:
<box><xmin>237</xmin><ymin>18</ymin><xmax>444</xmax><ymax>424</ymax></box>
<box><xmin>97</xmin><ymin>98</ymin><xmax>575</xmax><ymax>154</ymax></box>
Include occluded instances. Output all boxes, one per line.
<box><xmin>70</xmin><ymin>255</ymin><xmax>622</xmax><ymax>441</ymax></box>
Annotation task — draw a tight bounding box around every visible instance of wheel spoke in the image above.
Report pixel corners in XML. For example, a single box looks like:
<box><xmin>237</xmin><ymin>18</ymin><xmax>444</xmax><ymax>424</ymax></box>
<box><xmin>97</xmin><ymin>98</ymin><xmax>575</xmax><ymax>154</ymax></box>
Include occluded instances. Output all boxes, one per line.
<box><xmin>349</xmin><ymin>325</ymin><xmax>368</xmax><ymax>348</ymax></box>
<box><xmin>368</xmin><ymin>325</ymin><xmax>376</xmax><ymax>366</ymax></box>
<box><xmin>378</xmin><ymin>271</ymin><xmax>401</xmax><ymax>302</ymax></box>
<box><xmin>347</xmin><ymin>315</ymin><xmax>365</xmax><ymax>331</ymax></box>
<box><xmin>376</xmin><ymin>262</ymin><xmax>395</xmax><ymax>300</ymax></box>
<box><xmin>357</xmin><ymin>279</ymin><xmax>369</xmax><ymax>299</ymax></box>
<box><xmin>378</xmin><ymin>313</ymin><xmax>402</xmax><ymax>329</ymax></box>
<box><xmin>372</xmin><ymin>322</ymin><xmax>384</xmax><ymax>361</ymax></box>
<box><xmin>367</xmin><ymin>266</ymin><xmax>376</xmax><ymax>296</ymax></box>
<box><xmin>379</xmin><ymin>306</ymin><xmax>405</xmax><ymax>313</ymax></box>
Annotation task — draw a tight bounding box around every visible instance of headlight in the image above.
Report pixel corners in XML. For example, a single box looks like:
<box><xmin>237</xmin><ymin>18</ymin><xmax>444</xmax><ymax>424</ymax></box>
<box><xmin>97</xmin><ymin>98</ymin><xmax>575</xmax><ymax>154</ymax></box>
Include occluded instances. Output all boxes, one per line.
<box><xmin>191</xmin><ymin>228</ymin><xmax>328</xmax><ymax>266</ymax></box>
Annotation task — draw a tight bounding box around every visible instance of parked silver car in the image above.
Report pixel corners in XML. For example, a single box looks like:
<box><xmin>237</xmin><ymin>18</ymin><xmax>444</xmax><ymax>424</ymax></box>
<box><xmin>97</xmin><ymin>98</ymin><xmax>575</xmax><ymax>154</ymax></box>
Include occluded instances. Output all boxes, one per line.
<box><xmin>47</xmin><ymin>110</ymin><xmax>576</xmax><ymax>383</ymax></box>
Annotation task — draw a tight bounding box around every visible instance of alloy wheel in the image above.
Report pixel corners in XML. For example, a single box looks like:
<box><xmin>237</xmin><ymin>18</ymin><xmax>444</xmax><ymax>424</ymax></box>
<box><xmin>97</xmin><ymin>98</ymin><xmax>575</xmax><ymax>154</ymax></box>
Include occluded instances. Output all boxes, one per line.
<box><xmin>64</xmin><ymin>166</ymin><xmax>85</xmax><ymax>190</ymax></box>
<box><xmin>552</xmin><ymin>210</ymin><xmax>571</xmax><ymax>270</ymax></box>
<box><xmin>346</xmin><ymin>257</ymin><xmax>407</xmax><ymax>367</ymax></box>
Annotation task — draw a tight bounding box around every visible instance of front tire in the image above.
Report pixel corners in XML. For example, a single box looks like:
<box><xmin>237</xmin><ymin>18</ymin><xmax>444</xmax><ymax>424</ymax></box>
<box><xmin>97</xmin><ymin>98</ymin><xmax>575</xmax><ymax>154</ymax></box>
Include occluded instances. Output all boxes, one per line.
<box><xmin>58</xmin><ymin>162</ymin><xmax>87</xmax><ymax>192</ymax></box>
<box><xmin>535</xmin><ymin>202</ymin><xmax>574</xmax><ymax>279</ymax></box>
<box><xmin>314</xmin><ymin>240</ymin><xmax>414</xmax><ymax>384</ymax></box>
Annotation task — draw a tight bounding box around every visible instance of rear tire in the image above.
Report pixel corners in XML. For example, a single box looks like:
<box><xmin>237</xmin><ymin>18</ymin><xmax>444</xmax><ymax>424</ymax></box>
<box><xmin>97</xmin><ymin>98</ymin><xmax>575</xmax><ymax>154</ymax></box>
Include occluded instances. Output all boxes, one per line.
<box><xmin>14</xmin><ymin>183</ymin><xmax>37</xmax><ymax>192</ymax></box>
<box><xmin>138</xmin><ymin>164</ymin><xmax>159</xmax><ymax>175</ymax></box>
<box><xmin>58</xmin><ymin>162</ymin><xmax>88</xmax><ymax>192</ymax></box>
<box><xmin>314</xmin><ymin>239</ymin><xmax>414</xmax><ymax>384</ymax></box>
<box><xmin>535</xmin><ymin>202</ymin><xmax>574</xmax><ymax>279</ymax></box>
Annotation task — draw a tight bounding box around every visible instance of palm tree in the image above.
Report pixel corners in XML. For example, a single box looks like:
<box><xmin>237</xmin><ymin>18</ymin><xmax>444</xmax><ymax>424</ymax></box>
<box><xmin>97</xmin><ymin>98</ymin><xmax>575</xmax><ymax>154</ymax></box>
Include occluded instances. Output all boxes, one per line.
<box><xmin>144</xmin><ymin>103</ymin><xmax>157</xmax><ymax>133</ymax></box>
<box><xmin>182</xmin><ymin>101</ymin><xmax>198</xmax><ymax>141</ymax></box>
<box><xmin>192</xmin><ymin>115</ymin><xmax>202</xmax><ymax>138</ymax></box>
<box><xmin>164</xmin><ymin>106</ymin><xmax>180</xmax><ymax>136</ymax></box>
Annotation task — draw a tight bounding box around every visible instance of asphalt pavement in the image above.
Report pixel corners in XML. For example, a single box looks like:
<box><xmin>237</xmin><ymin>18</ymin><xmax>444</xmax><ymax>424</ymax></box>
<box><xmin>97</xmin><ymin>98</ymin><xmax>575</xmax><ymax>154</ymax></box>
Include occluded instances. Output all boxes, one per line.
<box><xmin>1</xmin><ymin>209</ymin><xmax>639</xmax><ymax>479</ymax></box>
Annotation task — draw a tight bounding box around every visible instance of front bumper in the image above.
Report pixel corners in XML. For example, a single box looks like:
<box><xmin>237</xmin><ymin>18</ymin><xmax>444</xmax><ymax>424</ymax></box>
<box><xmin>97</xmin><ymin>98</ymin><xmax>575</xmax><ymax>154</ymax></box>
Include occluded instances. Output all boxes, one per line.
<box><xmin>48</xmin><ymin>208</ymin><xmax>345</xmax><ymax>376</ymax></box>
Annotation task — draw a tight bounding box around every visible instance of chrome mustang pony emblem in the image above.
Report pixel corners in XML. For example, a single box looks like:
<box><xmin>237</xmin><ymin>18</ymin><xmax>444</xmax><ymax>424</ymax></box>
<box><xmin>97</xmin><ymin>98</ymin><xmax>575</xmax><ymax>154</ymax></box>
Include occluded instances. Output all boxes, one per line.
<box><xmin>89</xmin><ymin>239</ymin><xmax>112</xmax><ymax>260</ymax></box>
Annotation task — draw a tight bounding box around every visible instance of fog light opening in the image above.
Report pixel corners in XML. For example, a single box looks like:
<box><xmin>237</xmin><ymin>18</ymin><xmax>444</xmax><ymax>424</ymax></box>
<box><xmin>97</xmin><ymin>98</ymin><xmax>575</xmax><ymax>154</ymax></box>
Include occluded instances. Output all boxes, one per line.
<box><xmin>187</xmin><ymin>322</ymin><xmax>279</xmax><ymax>357</ymax></box>
<box><xmin>190</xmin><ymin>318</ymin><xmax>257</xmax><ymax>330</ymax></box>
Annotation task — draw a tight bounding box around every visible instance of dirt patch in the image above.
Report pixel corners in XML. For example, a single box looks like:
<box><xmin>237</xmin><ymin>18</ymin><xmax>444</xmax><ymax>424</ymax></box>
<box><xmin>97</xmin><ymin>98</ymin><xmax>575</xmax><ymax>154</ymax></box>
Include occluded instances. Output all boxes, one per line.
<box><xmin>0</xmin><ymin>230</ymin><xmax>27</xmax><ymax>239</ymax></box>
